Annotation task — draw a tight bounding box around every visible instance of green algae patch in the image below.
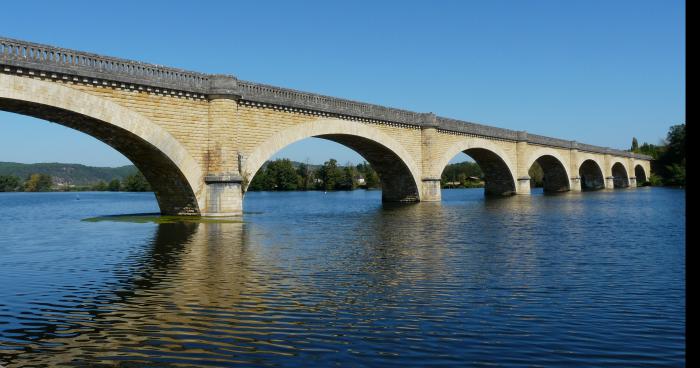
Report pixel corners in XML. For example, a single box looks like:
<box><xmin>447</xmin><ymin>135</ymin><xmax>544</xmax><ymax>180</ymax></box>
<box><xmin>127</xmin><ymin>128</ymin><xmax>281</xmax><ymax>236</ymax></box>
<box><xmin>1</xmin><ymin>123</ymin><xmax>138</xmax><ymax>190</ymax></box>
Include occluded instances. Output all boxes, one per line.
<box><xmin>82</xmin><ymin>213</ymin><xmax>243</xmax><ymax>224</ymax></box>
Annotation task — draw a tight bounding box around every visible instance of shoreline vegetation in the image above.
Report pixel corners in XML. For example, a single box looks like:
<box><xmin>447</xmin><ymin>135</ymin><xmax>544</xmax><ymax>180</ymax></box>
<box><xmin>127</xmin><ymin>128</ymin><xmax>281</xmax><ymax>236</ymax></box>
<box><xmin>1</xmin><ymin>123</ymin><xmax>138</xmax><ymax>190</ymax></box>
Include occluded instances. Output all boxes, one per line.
<box><xmin>0</xmin><ymin>124</ymin><xmax>684</xmax><ymax>193</ymax></box>
<box><xmin>629</xmin><ymin>123</ymin><xmax>685</xmax><ymax>187</ymax></box>
<box><xmin>0</xmin><ymin>170</ymin><xmax>151</xmax><ymax>193</ymax></box>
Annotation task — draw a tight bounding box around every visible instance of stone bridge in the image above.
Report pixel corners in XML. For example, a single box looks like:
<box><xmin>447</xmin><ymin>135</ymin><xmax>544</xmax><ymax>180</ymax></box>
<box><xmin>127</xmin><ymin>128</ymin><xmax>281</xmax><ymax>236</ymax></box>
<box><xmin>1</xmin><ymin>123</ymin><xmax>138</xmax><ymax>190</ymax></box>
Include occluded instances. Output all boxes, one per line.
<box><xmin>0</xmin><ymin>37</ymin><xmax>652</xmax><ymax>216</ymax></box>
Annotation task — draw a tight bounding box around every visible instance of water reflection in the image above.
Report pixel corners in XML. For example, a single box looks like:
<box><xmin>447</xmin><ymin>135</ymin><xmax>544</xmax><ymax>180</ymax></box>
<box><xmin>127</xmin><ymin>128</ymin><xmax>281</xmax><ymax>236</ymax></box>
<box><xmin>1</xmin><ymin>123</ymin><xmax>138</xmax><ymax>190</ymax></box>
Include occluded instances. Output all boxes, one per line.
<box><xmin>0</xmin><ymin>189</ymin><xmax>686</xmax><ymax>367</ymax></box>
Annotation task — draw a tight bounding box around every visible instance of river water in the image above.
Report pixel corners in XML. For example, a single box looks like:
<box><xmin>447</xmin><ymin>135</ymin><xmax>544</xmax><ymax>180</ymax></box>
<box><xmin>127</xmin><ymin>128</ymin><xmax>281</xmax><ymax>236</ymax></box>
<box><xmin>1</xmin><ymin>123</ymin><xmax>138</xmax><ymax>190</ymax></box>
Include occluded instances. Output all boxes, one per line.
<box><xmin>0</xmin><ymin>188</ymin><xmax>685</xmax><ymax>367</ymax></box>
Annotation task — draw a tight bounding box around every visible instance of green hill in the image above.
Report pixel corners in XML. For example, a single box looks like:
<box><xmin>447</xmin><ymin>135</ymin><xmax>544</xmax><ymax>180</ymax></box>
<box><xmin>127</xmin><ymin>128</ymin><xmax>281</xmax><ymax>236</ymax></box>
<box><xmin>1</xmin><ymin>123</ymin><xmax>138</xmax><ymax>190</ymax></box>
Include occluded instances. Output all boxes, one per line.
<box><xmin>0</xmin><ymin>162</ymin><xmax>138</xmax><ymax>186</ymax></box>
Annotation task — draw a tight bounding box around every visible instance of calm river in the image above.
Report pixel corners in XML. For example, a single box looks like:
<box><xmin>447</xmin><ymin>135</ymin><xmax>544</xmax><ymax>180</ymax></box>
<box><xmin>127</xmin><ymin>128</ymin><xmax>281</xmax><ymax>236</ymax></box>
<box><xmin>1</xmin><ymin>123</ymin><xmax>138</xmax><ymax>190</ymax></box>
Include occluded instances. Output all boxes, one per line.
<box><xmin>0</xmin><ymin>188</ymin><xmax>685</xmax><ymax>367</ymax></box>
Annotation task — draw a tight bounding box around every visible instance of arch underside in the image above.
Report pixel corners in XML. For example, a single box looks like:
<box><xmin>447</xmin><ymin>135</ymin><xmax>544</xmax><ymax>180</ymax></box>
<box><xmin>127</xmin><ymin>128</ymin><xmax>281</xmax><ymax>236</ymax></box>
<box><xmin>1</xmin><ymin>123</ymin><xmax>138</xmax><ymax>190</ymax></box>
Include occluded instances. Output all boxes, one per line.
<box><xmin>0</xmin><ymin>98</ymin><xmax>199</xmax><ymax>215</ymax></box>
<box><xmin>635</xmin><ymin>165</ymin><xmax>647</xmax><ymax>184</ymax></box>
<box><xmin>579</xmin><ymin>159</ymin><xmax>604</xmax><ymax>190</ymax></box>
<box><xmin>463</xmin><ymin>148</ymin><xmax>516</xmax><ymax>196</ymax></box>
<box><xmin>310</xmin><ymin>134</ymin><xmax>419</xmax><ymax>202</ymax></box>
<box><xmin>535</xmin><ymin>155</ymin><xmax>570</xmax><ymax>192</ymax></box>
<box><xmin>612</xmin><ymin>162</ymin><xmax>629</xmax><ymax>188</ymax></box>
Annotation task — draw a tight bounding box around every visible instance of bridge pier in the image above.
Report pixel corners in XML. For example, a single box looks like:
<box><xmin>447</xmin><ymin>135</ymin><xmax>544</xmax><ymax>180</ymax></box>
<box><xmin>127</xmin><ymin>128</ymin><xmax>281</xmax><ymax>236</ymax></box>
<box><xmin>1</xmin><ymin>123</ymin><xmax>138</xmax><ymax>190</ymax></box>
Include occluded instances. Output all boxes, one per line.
<box><xmin>515</xmin><ymin>132</ymin><xmax>531</xmax><ymax>195</ymax></box>
<box><xmin>570</xmin><ymin>176</ymin><xmax>582</xmax><ymax>192</ymax></box>
<box><xmin>605</xmin><ymin>176</ymin><xmax>616</xmax><ymax>189</ymax></box>
<box><xmin>517</xmin><ymin>176</ymin><xmax>531</xmax><ymax>194</ymax></box>
<box><xmin>202</xmin><ymin>175</ymin><xmax>243</xmax><ymax>216</ymax></box>
<box><xmin>421</xmin><ymin>178</ymin><xmax>442</xmax><ymax>201</ymax></box>
<box><xmin>629</xmin><ymin>177</ymin><xmax>637</xmax><ymax>188</ymax></box>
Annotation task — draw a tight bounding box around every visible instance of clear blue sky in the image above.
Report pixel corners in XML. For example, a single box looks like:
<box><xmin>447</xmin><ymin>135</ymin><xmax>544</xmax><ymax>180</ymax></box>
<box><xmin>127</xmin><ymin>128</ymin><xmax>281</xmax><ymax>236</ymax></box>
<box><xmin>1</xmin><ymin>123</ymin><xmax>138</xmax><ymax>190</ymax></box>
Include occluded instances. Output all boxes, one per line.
<box><xmin>0</xmin><ymin>0</ymin><xmax>685</xmax><ymax>166</ymax></box>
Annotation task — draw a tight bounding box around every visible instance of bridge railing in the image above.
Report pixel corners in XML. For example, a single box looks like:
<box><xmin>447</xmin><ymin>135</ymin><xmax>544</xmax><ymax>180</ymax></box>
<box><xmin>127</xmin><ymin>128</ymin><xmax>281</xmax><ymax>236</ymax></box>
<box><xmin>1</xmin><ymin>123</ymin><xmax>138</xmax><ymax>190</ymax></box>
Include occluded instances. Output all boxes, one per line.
<box><xmin>0</xmin><ymin>36</ymin><xmax>652</xmax><ymax>161</ymax></box>
<box><xmin>238</xmin><ymin>80</ymin><xmax>423</xmax><ymax>125</ymax></box>
<box><xmin>528</xmin><ymin>133</ymin><xmax>574</xmax><ymax>149</ymax></box>
<box><xmin>527</xmin><ymin>134</ymin><xmax>650</xmax><ymax>159</ymax></box>
<box><xmin>0</xmin><ymin>37</ymin><xmax>210</xmax><ymax>93</ymax></box>
<box><xmin>436</xmin><ymin>117</ymin><xmax>519</xmax><ymax>141</ymax></box>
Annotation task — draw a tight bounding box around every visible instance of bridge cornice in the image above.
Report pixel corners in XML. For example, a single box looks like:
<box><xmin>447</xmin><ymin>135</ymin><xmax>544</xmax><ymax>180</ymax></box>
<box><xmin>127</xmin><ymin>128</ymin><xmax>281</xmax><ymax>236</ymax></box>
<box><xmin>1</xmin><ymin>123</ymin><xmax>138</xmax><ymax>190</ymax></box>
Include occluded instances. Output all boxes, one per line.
<box><xmin>0</xmin><ymin>36</ymin><xmax>652</xmax><ymax>161</ymax></box>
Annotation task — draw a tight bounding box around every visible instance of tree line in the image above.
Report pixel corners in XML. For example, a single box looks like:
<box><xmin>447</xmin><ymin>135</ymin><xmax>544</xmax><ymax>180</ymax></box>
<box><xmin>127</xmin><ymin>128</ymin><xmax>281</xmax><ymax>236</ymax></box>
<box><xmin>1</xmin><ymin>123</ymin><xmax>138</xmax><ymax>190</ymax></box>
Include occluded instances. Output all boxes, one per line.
<box><xmin>250</xmin><ymin>158</ymin><xmax>523</xmax><ymax>191</ymax></box>
<box><xmin>248</xmin><ymin>159</ymin><xmax>380</xmax><ymax>191</ymax></box>
<box><xmin>0</xmin><ymin>171</ymin><xmax>152</xmax><ymax>192</ymax></box>
<box><xmin>630</xmin><ymin>123</ymin><xmax>685</xmax><ymax>186</ymax></box>
<box><xmin>249</xmin><ymin>158</ymin><xmax>504</xmax><ymax>192</ymax></box>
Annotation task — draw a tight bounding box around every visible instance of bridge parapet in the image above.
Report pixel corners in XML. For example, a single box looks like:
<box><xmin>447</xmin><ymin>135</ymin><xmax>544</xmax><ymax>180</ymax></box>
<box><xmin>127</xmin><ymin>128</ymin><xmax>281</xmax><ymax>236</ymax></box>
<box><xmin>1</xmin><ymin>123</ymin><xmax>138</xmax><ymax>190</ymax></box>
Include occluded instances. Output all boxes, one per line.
<box><xmin>0</xmin><ymin>37</ymin><xmax>211</xmax><ymax>95</ymax></box>
<box><xmin>237</xmin><ymin>80</ymin><xmax>423</xmax><ymax>125</ymax></box>
<box><xmin>435</xmin><ymin>116</ymin><xmax>519</xmax><ymax>141</ymax></box>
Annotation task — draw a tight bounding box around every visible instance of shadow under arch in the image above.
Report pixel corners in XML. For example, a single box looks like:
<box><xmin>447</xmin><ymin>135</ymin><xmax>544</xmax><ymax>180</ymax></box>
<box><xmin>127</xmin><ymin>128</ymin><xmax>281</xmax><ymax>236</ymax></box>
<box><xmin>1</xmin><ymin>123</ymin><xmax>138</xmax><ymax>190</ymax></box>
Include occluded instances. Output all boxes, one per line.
<box><xmin>611</xmin><ymin>162</ymin><xmax>630</xmax><ymax>188</ymax></box>
<box><xmin>241</xmin><ymin>119</ymin><xmax>422</xmax><ymax>202</ymax></box>
<box><xmin>0</xmin><ymin>74</ymin><xmax>203</xmax><ymax>215</ymax></box>
<box><xmin>529</xmin><ymin>154</ymin><xmax>571</xmax><ymax>193</ymax></box>
<box><xmin>635</xmin><ymin>164</ymin><xmax>648</xmax><ymax>185</ymax></box>
<box><xmin>579</xmin><ymin>159</ymin><xmax>605</xmax><ymax>190</ymax></box>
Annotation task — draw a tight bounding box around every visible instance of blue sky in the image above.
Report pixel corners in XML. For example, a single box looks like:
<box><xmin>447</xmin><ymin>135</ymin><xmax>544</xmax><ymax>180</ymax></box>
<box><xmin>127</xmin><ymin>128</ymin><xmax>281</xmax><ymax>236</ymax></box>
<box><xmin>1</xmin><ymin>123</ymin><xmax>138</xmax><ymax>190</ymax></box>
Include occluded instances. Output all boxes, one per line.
<box><xmin>0</xmin><ymin>0</ymin><xmax>685</xmax><ymax>166</ymax></box>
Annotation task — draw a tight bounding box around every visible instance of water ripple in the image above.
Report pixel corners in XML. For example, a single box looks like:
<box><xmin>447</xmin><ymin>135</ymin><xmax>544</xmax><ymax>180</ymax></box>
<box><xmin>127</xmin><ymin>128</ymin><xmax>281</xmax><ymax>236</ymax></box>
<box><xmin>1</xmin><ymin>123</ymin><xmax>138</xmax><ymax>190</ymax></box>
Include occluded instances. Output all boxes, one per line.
<box><xmin>0</xmin><ymin>189</ymin><xmax>685</xmax><ymax>367</ymax></box>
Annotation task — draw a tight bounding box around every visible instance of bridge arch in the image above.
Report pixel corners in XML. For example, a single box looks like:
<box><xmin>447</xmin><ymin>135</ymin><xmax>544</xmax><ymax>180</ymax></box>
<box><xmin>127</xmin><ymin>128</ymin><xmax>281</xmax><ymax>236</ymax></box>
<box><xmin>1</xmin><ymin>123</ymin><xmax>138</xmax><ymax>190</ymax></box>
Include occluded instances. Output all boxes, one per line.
<box><xmin>578</xmin><ymin>158</ymin><xmax>605</xmax><ymax>190</ymax></box>
<box><xmin>635</xmin><ymin>164</ymin><xmax>647</xmax><ymax>184</ymax></box>
<box><xmin>525</xmin><ymin>148</ymin><xmax>571</xmax><ymax>192</ymax></box>
<box><xmin>611</xmin><ymin>161</ymin><xmax>630</xmax><ymax>188</ymax></box>
<box><xmin>436</xmin><ymin>137</ymin><xmax>517</xmax><ymax>196</ymax></box>
<box><xmin>0</xmin><ymin>74</ymin><xmax>204</xmax><ymax>215</ymax></box>
<box><xmin>241</xmin><ymin>118</ymin><xmax>422</xmax><ymax>202</ymax></box>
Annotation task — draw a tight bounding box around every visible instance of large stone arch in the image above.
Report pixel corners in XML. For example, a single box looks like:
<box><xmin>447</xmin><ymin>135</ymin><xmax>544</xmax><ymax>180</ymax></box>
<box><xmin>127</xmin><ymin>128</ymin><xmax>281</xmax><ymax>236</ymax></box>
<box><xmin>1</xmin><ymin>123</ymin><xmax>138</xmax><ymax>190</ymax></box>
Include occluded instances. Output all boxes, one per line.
<box><xmin>524</xmin><ymin>148</ymin><xmax>571</xmax><ymax>192</ymax></box>
<box><xmin>241</xmin><ymin>118</ymin><xmax>423</xmax><ymax>202</ymax></box>
<box><xmin>578</xmin><ymin>157</ymin><xmax>605</xmax><ymax>190</ymax></box>
<box><xmin>0</xmin><ymin>74</ymin><xmax>204</xmax><ymax>215</ymax></box>
<box><xmin>634</xmin><ymin>164</ymin><xmax>648</xmax><ymax>184</ymax></box>
<box><xmin>435</xmin><ymin>137</ymin><xmax>517</xmax><ymax>196</ymax></box>
<box><xmin>611</xmin><ymin>161</ymin><xmax>630</xmax><ymax>188</ymax></box>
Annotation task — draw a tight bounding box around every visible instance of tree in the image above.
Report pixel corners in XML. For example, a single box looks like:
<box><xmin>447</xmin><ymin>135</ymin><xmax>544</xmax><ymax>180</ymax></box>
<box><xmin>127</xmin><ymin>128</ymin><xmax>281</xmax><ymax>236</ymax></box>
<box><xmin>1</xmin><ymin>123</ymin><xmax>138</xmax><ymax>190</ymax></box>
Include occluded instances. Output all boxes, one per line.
<box><xmin>317</xmin><ymin>159</ymin><xmax>342</xmax><ymax>191</ymax></box>
<box><xmin>665</xmin><ymin>163</ymin><xmax>685</xmax><ymax>187</ymax></box>
<box><xmin>356</xmin><ymin>162</ymin><xmax>380</xmax><ymax>189</ymax></box>
<box><xmin>631</xmin><ymin>137</ymin><xmax>639</xmax><ymax>152</ymax></box>
<box><xmin>108</xmin><ymin>179</ymin><xmax>121</xmax><ymax>191</ymax></box>
<box><xmin>338</xmin><ymin>165</ymin><xmax>356</xmax><ymax>190</ymax></box>
<box><xmin>24</xmin><ymin>173</ymin><xmax>53</xmax><ymax>192</ymax></box>
<box><xmin>0</xmin><ymin>175</ymin><xmax>21</xmax><ymax>192</ymax></box>
<box><xmin>297</xmin><ymin>162</ymin><xmax>312</xmax><ymax>190</ymax></box>
<box><xmin>528</xmin><ymin>162</ymin><xmax>544</xmax><ymax>188</ymax></box>
<box><xmin>248</xmin><ymin>159</ymin><xmax>301</xmax><ymax>191</ymax></box>
<box><xmin>638</xmin><ymin>142</ymin><xmax>661</xmax><ymax>159</ymax></box>
<box><xmin>123</xmin><ymin>172</ymin><xmax>151</xmax><ymax>192</ymax></box>
<box><xmin>92</xmin><ymin>181</ymin><xmax>108</xmax><ymax>191</ymax></box>
<box><xmin>248</xmin><ymin>165</ymin><xmax>272</xmax><ymax>191</ymax></box>
<box><xmin>664</xmin><ymin>124</ymin><xmax>685</xmax><ymax>166</ymax></box>
<box><xmin>364</xmin><ymin>169</ymin><xmax>380</xmax><ymax>189</ymax></box>
<box><xmin>631</xmin><ymin>123</ymin><xmax>685</xmax><ymax>187</ymax></box>
<box><xmin>268</xmin><ymin>159</ymin><xmax>299</xmax><ymax>191</ymax></box>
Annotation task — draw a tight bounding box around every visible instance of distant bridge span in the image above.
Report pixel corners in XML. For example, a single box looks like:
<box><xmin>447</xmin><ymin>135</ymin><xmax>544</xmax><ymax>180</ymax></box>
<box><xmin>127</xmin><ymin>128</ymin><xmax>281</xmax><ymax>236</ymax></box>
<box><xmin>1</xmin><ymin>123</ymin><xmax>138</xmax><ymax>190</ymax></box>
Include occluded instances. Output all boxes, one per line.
<box><xmin>0</xmin><ymin>37</ymin><xmax>651</xmax><ymax>215</ymax></box>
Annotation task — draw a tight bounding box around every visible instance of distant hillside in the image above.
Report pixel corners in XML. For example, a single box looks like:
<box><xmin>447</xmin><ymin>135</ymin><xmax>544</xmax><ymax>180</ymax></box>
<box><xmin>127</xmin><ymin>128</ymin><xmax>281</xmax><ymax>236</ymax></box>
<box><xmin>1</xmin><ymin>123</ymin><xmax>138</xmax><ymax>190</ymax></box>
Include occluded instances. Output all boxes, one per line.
<box><xmin>0</xmin><ymin>162</ymin><xmax>138</xmax><ymax>186</ymax></box>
